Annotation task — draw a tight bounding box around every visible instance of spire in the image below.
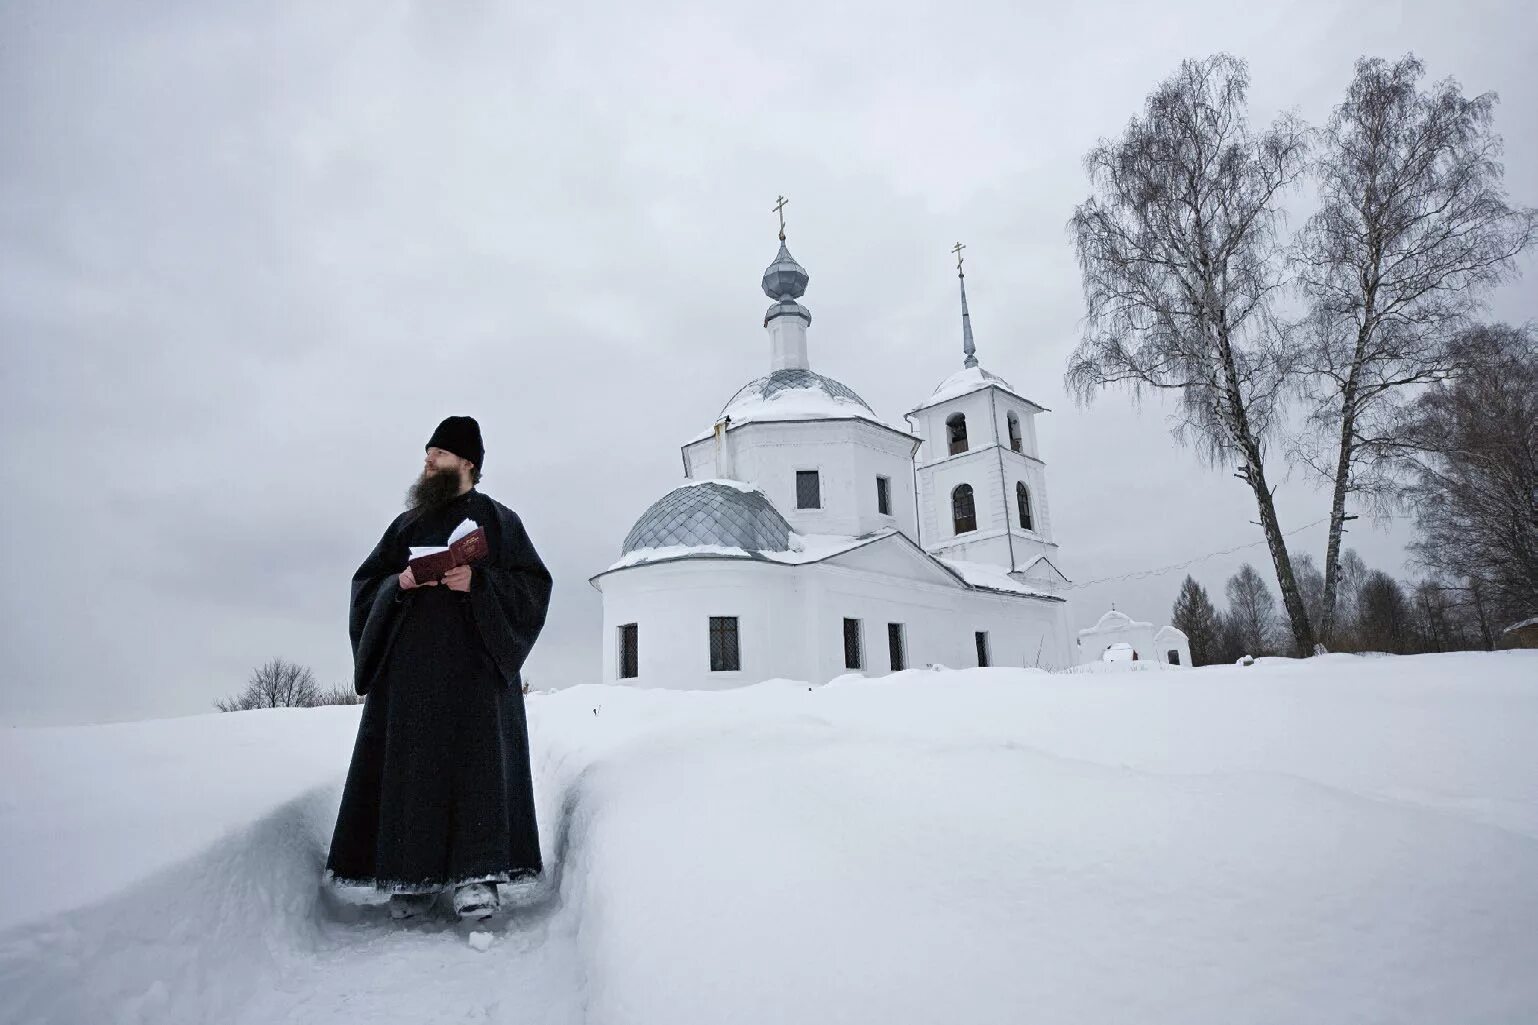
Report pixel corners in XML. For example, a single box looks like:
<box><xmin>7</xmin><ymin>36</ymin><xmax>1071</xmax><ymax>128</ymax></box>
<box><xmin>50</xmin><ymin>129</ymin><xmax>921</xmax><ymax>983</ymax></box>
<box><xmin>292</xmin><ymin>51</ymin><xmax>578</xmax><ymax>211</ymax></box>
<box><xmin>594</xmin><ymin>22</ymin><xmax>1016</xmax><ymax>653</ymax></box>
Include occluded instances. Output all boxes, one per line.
<box><xmin>953</xmin><ymin>241</ymin><xmax>978</xmax><ymax>368</ymax></box>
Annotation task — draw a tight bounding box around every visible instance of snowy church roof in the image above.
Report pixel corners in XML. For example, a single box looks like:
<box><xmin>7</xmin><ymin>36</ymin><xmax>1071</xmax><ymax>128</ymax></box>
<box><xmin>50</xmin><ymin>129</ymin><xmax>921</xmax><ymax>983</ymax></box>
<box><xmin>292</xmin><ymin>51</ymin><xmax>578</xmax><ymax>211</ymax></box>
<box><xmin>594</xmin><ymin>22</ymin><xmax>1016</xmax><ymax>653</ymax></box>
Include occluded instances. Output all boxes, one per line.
<box><xmin>621</xmin><ymin>480</ymin><xmax>793</xmax><ymax>556</ymax></box>
<box><xmin>1078</xmin><ymin>609</ymin><xmax>1153</xmax><ymax>637</ymax></box>
<box><xmin>723</xmin><ymin>368</ymin><xmax>874</xmax><ymax>418</ymax></box>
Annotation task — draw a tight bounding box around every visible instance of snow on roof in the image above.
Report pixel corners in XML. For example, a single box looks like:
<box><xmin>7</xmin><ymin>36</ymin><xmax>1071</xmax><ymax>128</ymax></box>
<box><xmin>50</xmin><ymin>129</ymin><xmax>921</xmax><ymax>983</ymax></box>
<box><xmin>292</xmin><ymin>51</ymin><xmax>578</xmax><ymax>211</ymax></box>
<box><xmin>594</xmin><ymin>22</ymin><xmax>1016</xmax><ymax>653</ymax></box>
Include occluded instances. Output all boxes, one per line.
<box><xmin>601</xmin><ymin>531</ymin><xmax>884</xmax><ymax>574</ymax></box>
<box><xmin>1079</xmin><ymin>609</ymin><xmax>1154</xmax><ymax>637</ymax></box>
<box><xmin>1502</xmin><ymin>616</ymin><xmax>1538</xmax><ymax>634</ymax></box>
<box><xmin>909</xmin><ymin>364</ymin><xmax>1049</xmax><ymax>414</ymax></box>
<box><xmin>599</xmin><ymin>532</ymin><xmax>1058</xmax><ymax>603</ymax></box>
<box><xmin>936</xmin><ymin>557</ymin><xmax>1063</xmax><ymax>600</ymax></box>
<box><xmin>682</xmin><ymin>368</ymin><xmax>906</xmax><ymax>444</ymax></box>
<box><xmin>1154</xmin><ymin>624</ymin><xmax>1189</xmax><ymax>641</ymax></box>
<box><xmin>687</xmin><ymin>390</ymin><xmax>900</xmax><ymax>444</ymax></box>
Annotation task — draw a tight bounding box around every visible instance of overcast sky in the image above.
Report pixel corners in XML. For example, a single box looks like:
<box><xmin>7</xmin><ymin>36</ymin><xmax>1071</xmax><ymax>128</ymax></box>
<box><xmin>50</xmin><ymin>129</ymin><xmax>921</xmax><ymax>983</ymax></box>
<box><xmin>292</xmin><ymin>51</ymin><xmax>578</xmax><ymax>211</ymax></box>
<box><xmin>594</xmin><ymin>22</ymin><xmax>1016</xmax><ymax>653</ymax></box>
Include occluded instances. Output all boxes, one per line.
<box><xmin>2</xmin><ymin>0</ymin><xmax>1534</xmax><ymax>726</ymax></box>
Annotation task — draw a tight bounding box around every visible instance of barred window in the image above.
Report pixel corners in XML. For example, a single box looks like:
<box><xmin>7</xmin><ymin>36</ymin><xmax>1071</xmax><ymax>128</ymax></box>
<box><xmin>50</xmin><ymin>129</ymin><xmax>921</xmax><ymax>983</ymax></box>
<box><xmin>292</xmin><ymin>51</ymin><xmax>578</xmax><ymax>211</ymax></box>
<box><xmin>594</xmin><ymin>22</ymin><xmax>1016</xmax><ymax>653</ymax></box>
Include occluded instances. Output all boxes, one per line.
<box><xmin>796</xmin><ymin>470</ymin><xmax>821</xmax><ymax>510</ymax></box>
<box><xmin>1007</xmin><ymin>412</ymin><xmax>1022</xmax><ymax>453</ymax></box>
<box><xmin>1016</xmin><ymin>482</ymin><xmax>1034</xmax><ymax>531</ymax></box>
<box><xmin>946</xmin><ymin>413</ymin><xmax>969</xmax><ymax>455</ymax></box>
<box><xmin>952</xmin><ymin>484</ymin><xmax>977</xmax><ymax>534</ymax></box>
<box><xmin>843</xmin><ymin>618</ymin><xmax>863</xmax><ymax>670</ymax></box>
<box><xmin>876</xmin><ymin>476</ymin><xmax>892</xmax><ymax>516</ymax></box>
<box><xmin>887</xmin><ymin>622</ymin><xmax>906</xmax><ymax>671</ymax></box>
<box><xmin>975</xmin><ymin>630</ymin><xmax>991</xmax><ymax>668</ymax></box>
<box><xmin>709</xmin><ymin>616</ymin><xmax>741</xmax><ymax>672</ymax></box>
<box><xmin>618</xmin><ymin>623</ymin><xmax>638</xmax><ymax>679</ymax></box>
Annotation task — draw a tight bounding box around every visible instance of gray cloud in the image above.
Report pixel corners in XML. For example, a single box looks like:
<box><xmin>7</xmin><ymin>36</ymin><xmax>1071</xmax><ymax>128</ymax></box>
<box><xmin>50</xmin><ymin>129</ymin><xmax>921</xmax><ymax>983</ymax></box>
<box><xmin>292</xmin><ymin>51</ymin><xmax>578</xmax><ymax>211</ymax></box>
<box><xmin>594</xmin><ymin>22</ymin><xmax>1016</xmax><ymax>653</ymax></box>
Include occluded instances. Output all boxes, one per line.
<box><xmin>2</xmin><ymin>0</ymin><xmax>1534</xmax><ymax>724</ymax></box>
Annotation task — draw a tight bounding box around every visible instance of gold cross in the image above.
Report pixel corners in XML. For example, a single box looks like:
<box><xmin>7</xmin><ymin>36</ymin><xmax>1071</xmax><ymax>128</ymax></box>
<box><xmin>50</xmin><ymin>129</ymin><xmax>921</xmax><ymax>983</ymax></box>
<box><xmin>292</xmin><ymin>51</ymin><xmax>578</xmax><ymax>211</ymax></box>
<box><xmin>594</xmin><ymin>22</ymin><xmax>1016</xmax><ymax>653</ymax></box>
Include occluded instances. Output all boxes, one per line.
<box><xmin>773</xmin><ymin>195</ymin><xmax>789</xmax><ymax>241</ymax></box>
<box><xmin>952</xmin><ymin>241</ymin><xmax>966</xmax><ymax>274</ymax></box>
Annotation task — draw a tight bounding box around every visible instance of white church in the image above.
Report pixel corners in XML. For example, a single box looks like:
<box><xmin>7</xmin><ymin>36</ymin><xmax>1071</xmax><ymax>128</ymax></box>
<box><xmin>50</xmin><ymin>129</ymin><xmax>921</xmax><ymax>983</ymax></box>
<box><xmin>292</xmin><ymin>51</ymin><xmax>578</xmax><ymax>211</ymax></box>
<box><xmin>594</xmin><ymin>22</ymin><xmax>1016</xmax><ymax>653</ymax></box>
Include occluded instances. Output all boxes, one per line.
<box><xmin>590</xmin><ymin>218</ymin><xmax>1075</xmax><ymax>688</ymax></box>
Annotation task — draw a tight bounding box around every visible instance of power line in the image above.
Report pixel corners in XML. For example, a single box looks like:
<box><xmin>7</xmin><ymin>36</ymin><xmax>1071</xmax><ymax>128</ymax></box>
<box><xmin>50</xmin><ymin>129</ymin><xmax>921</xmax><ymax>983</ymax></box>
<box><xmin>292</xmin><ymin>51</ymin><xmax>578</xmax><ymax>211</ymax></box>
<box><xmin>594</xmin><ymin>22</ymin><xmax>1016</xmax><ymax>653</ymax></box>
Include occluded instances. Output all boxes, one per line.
<box><xmin>1067</xmin><ymin>516</ymin><xmax>1331</xmax><ymax>590</ymax></box>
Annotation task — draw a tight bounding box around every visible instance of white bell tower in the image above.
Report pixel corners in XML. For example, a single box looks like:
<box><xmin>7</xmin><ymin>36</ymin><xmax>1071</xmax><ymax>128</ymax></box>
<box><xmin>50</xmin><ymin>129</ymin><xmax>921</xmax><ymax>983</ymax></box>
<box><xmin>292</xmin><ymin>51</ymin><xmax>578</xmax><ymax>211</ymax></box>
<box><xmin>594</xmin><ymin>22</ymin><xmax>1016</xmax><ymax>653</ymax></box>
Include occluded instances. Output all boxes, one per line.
<box><xmin>905</xmin><ymin>244</ymin><xmax>1067</xmax><ymax>594</ymax></box>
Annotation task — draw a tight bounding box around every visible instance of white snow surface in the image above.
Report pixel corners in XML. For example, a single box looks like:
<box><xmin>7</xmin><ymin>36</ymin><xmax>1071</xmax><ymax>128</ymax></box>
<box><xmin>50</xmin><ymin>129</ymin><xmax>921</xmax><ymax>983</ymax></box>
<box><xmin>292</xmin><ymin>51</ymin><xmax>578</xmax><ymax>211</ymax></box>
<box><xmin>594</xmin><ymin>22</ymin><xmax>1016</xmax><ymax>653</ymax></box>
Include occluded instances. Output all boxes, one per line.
<box><xmin>3</xmin><ymin>651</ymin><xmax>1537</xmax><ymax>1024</ymax></box>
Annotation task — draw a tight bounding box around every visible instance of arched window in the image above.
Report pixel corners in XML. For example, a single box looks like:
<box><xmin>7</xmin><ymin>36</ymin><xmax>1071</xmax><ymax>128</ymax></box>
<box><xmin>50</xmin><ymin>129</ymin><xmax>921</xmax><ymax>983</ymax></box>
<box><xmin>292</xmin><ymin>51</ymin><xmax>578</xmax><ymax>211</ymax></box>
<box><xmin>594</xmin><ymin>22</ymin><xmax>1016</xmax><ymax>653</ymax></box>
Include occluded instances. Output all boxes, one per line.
<box><xmin>1007</xmin><ymin>412</ymin><xmax>1022</xmax><ymax>453</ymax></box>
<box><xmin>946</xmin><ymin>413</ymin><xmax>968</xmax><ymax>455</ymax></box>
<box><xmin>952</xmin><ymin>484</ymin><xmax>977</xmax><ymax>534</ymax></box>
<box><xmin>1016</xmin><ymin>481</ymin><xmax>1034</xmax><ymax>531</ymax></box>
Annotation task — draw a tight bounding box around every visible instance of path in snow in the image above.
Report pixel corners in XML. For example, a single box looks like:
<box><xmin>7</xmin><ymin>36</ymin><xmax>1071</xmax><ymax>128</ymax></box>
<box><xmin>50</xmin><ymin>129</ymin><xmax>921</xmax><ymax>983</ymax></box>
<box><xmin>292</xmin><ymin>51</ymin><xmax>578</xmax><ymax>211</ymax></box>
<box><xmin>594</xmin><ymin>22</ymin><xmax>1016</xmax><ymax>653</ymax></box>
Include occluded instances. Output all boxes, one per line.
<box><xmin>0</xmin><ymin>760</ymin><xmax>599</xmax><ymax>1024</ymax></box>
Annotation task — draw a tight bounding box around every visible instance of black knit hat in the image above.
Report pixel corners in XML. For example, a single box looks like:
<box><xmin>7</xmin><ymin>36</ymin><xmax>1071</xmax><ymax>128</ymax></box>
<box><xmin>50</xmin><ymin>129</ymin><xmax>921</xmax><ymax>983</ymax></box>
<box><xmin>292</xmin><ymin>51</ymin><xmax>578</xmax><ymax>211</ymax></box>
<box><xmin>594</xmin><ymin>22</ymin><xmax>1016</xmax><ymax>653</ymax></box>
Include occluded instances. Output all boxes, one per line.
<box><xmin>426</xmin><ymin>415</ymin><xmax>484</xmax><ymax>470</ymax></box>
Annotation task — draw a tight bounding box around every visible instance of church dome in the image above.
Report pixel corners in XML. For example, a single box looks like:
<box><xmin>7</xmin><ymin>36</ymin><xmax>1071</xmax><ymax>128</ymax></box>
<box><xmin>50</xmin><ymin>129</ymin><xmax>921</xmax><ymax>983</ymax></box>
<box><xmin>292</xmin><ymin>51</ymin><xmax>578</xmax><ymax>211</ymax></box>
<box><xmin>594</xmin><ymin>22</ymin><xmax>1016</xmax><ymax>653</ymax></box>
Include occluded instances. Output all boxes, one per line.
<box><xmin>722</xmin><ymin>368</ymin><xmax>874</xmax><ymax>419</ymax></box>
<box><xmin>761</xmin><ymin>240</ymin><xmax>809</xmax><ymax>300</ymax></box>
<box><xmin>622</xmin><ymin>480</ymin><xmax>793</xmax><ymax>555</ymax></box>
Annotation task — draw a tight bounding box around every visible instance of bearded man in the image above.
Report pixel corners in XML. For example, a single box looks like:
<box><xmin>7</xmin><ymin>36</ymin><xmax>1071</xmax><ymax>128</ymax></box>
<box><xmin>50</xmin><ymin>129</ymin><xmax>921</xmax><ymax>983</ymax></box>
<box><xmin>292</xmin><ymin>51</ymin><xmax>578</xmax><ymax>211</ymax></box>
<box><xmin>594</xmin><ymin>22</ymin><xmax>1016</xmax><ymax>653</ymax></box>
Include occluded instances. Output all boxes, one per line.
<box><xmin>327</xmin><ymin>415</ymin><xmax>553</xmax><ymax>921</ymax></box>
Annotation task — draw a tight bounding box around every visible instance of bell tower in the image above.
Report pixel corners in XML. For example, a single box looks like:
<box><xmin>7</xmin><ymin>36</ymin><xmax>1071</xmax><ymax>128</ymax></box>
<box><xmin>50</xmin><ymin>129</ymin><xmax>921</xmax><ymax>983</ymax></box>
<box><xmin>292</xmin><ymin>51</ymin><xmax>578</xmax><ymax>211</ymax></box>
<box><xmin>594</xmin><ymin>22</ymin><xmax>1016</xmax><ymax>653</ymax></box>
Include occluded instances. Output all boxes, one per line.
<box><xmin>906</xmin><ymin>245</ymin><xmax>1066</xmax><ymax>593</ymax></box>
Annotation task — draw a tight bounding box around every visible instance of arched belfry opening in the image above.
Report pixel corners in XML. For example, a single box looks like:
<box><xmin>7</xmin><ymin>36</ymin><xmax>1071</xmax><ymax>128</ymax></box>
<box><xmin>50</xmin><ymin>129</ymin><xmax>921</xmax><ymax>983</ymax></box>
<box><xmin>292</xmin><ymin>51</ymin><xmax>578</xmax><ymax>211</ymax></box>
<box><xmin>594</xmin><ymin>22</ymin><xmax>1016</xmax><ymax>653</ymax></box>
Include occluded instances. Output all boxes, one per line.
<box><xmin>946</xmin><ymin>413</ymin><xmax>969</xmax><ymax>455</ymax></box>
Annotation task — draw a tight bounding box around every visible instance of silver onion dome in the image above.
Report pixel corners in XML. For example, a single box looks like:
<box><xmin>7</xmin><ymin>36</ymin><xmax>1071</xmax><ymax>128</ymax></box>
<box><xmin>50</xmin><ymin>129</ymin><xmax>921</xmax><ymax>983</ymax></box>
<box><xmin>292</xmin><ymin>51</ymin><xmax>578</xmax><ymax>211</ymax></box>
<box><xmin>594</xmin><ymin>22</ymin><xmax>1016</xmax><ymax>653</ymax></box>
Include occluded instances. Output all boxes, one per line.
<box><xmin>621</xmin><ymin>482</ymin><xmax>793</xmax><ymax>555</ymax></box>
<box><xmin>761</xmin><ymin>240</ymin><xmax>809</xmax><ymax>300</ymax></box>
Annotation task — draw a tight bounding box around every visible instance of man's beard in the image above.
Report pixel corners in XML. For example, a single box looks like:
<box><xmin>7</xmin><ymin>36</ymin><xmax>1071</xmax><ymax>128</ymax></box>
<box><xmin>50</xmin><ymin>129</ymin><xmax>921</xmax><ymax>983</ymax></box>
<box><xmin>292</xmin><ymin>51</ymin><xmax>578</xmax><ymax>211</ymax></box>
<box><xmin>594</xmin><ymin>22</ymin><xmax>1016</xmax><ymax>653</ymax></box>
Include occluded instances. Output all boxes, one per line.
<box><xmin>406</xmin><ymin>466</ymin><xmax>464</xmax><ymax>511</ymax></box>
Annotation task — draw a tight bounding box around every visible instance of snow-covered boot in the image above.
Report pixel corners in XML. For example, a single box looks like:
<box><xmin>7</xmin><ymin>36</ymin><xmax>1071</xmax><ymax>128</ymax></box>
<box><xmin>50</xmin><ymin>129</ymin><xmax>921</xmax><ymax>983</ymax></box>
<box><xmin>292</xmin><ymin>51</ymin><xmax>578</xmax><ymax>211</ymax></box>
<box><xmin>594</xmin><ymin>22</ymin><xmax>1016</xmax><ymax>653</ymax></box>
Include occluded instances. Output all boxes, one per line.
<box><xmin>452</xmin><ymin>882</ymin><xmax>499</xmax><ymax>921</ymax></box>
<box><xmin>388</xmin><ymin>892</ymin><xmax>438</xmax><ymax>920</ymax></box>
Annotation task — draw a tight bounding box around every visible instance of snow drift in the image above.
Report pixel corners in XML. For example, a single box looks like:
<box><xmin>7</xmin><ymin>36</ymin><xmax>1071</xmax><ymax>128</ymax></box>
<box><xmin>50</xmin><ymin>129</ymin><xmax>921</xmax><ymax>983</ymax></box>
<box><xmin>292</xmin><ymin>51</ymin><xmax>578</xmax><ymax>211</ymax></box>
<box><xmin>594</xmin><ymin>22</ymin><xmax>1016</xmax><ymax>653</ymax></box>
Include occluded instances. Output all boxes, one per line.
<box><xmin>2</xmin><ymin>652</ymin><xmax>1535</xmax><ymax>1024</ymax></box>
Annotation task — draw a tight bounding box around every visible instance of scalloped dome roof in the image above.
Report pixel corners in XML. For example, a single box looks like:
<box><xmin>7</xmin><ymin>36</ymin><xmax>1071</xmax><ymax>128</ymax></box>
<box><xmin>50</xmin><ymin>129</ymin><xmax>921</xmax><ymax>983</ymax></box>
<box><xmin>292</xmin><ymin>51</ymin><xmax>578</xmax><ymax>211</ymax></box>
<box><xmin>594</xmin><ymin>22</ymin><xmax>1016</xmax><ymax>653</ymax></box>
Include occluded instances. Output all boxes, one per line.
<box><xmin>621</xmin><ymin>481</ymin><xmax>793</xmax><ymax>555</ymax></box>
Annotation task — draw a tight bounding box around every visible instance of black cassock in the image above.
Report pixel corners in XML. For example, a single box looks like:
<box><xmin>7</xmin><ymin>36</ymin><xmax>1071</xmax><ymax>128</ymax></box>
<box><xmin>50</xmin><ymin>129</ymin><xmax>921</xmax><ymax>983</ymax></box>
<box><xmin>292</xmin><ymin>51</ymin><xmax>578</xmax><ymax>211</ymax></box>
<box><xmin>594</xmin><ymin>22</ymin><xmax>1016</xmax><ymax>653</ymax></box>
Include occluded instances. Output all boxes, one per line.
<box><xmin>327</xmin><ymin>489</ymin><xmax>553</xmax><ymax>893</ymax></box>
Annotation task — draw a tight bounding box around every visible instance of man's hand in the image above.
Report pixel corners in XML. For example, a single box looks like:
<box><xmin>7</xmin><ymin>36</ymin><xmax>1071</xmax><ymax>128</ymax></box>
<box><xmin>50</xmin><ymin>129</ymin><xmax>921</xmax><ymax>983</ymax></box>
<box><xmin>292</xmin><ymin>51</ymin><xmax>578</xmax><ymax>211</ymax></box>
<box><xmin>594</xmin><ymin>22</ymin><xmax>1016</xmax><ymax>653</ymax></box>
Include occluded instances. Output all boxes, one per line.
<box><xmin>442</xmin><ymin>566</ymin><xmax>472</xmax><ymax>592</ymax></box>
<box><xmin>399</xmin><ymin>566</ymin><xmax>437</xmax><ymax>590</ymax></box>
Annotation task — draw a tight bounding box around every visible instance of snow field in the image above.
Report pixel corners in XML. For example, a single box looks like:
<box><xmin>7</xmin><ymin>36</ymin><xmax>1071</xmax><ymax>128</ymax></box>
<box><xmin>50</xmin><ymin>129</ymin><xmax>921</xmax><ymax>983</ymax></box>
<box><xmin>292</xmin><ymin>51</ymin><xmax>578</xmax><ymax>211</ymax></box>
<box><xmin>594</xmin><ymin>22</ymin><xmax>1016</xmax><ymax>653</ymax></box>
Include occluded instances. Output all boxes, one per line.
<box><xmin>1</xmin><ymin>651</ymin><xmax>1535</xmax><ymax>1023</ymax></box>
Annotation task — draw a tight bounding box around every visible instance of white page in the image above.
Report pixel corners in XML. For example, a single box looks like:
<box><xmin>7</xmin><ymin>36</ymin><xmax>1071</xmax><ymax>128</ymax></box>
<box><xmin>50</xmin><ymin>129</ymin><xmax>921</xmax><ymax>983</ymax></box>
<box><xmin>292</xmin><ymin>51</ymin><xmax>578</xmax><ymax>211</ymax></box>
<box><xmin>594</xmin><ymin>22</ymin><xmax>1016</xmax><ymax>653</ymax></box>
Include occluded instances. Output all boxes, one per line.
<box><xmin>409</xmin><ymin>519</ymin><xmax>477</xmax><ymax>561</ymax></box>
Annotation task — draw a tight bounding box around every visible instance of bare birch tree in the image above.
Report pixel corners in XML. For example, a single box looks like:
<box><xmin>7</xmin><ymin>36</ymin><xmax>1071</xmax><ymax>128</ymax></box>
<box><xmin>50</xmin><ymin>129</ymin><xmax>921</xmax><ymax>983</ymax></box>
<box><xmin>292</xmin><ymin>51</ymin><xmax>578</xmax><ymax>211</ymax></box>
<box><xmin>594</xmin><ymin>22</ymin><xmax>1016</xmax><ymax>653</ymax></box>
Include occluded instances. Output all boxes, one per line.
<box><xmin>1293</xmin><ymin>54</ymin><xmax>1536</xmax><ymax>643</ymax></box>
<box><xmin>1066</xmin><ymin>54</ymin><xmax>1317</xmax><ymax>654</ymax></box>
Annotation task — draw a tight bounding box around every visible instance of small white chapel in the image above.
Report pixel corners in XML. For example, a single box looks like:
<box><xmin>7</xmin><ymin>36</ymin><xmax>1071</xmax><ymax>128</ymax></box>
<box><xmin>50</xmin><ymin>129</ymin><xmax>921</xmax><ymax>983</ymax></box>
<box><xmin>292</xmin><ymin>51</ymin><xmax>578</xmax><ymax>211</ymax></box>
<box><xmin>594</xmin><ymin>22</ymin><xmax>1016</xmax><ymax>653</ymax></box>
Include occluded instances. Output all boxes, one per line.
<box><xmin>590</xmin><ymin>207</ymin><xmax>1074</xmax><ymax>688</ymax></box>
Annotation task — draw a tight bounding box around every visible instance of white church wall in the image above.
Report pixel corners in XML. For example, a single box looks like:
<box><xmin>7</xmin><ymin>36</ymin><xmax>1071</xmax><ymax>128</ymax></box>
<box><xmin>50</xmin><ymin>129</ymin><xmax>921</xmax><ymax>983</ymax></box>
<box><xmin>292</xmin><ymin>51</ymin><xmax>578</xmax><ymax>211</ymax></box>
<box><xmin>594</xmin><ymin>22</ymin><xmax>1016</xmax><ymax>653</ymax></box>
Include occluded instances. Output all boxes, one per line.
<box><xmin>805</xmin><ymin>564</ymin><xmax>1073</xmax><ymax>677</ymax></box>
<box><xmin>806</xmin><ymin>564</ymin><xmax>958</xmax><ymax>678</ymax></box>
<box><xmin>598</xmin><ymin>561</ymin><xmax>811</xmax><ymax>689</ymax></box>
<box><xmin>909</xmin><ymin>389</ymin><xmax>998</xmax><ymax>467</ymax></box>
<box><xmin>683</xmin><ymin>420</ymin><xmax>917</xmax><ymax>540</ymax></box>
<box><xmin>600</xmin><ymin>556</ymin><xmax>1076</xmax><ymax>688</ymax></box>
<box><xmin>989</xmin><ymin>395</ymin><xmax>1043</xmax><ymax>461</ymax></box>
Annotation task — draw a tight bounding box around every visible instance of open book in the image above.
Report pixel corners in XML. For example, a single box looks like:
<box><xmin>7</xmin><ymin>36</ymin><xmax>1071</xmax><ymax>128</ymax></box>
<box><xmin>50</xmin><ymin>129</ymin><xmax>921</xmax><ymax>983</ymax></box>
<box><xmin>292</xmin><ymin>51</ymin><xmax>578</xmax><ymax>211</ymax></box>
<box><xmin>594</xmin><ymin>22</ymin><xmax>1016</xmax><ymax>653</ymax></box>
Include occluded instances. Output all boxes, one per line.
<box><xmin>407</xmin><ymin>518</ymin><xmax>489</xmax><ymax>584</ymax></box>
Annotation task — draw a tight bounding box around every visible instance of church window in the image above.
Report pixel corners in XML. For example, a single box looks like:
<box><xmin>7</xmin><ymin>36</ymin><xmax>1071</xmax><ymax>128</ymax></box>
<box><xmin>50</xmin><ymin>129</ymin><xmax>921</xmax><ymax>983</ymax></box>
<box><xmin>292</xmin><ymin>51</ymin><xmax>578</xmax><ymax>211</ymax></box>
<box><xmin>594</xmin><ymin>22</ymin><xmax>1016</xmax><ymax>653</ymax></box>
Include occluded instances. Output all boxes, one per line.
<box><xmin>1007</xmin><ymin>412</ymin><xmax>1022</xmax><ymax>453</ymax></box>
<box><xmin>952</xmin><ymin>484</ymin><xmax>977</xmax><ymax>534</ymax></box>
<box><xmin>946</xmin><ymin>413</ymin><xmax>969</xmax><ymax>455</ymax></box>
<box><xmin>1016</xmin><ymin>482</ymin><xmax>1034</xmax><ymax>531</ymax></box>
<box><xmin>843</xmin><ymin>618</ymin><xmax>864</xmax><ymax>670</ymax></box>
<box><xmin>1167</xmin><ymin>649</ymin><xmax>1181</xmax><ymax>665</ymax></box>
<box><xmin>709</xmin><ymin>616</ymin><xmax>741</xmax><ymax>672</ymax></box>
<box><xmin>796</xmin><ymin>470</ymin><xmax>822</xmax><ymax>510</ymax></box>
<box><xmin>618</xmin><ymin>623</ymin><xmax>638</xmax><ymax>679</ymax></box>
<box><xmin>975</xmin><ymin>631</ymin><xmax>991</xmax><ymax>667</ymax></box>
<box><xmin>876</xmin><ymin>476</ymin><xmax>892</xmax><ymax>516</ymax></box>
<box><xmin>887</xmin><ymin>623</ymin><xmax>907</xmax><ymax>671</ymax></box>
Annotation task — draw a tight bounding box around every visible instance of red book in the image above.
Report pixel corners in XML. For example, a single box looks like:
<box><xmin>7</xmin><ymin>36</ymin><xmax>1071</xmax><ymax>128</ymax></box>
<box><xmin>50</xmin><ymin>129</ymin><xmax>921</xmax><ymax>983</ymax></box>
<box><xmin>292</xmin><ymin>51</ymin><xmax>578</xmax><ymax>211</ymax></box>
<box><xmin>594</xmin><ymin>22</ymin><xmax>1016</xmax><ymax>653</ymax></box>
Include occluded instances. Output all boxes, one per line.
<box><xmin>407</xmin><ymin>523</ymin><xmax>489</xmax><ymax>584</ymax></box>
